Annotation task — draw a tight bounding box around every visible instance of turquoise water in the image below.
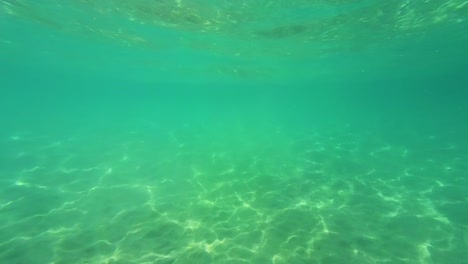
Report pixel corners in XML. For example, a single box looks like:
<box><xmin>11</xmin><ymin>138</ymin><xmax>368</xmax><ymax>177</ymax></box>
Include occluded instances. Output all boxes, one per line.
<box><xmin>1</xmin><ymin>1</ymin><xmax>468</xmax><ymax>263</ymax></box>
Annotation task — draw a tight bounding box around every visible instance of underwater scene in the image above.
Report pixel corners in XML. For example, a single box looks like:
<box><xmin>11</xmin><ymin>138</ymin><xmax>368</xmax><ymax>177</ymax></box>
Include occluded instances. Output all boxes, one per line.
<box><xmin>1</xmin><ymin>0</ymin><xmax>468</xmax><ymax>263</ymax></box>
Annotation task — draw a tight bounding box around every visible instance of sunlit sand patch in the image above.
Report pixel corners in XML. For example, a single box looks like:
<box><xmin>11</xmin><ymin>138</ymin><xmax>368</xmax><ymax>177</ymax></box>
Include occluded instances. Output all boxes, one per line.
<box><xmin>435</xmin><ymin>180</ymin><xmax>445</xmax><ymax>187</ymax></box>
<box><xmin>1</xmin><ymin>0</ymin><xmax>17</xmax><ymax>15</ymax></box>
<box><xmin>0</xmin><ymin>200</ymin><xmax>15</xmax><ymax>209</ymax></box>
<box><xmin>377</xmin><ymin>191</ymin><xmax>401</xmax><ymax>203</ymax></box>
<box><xmin>184</xmin><ymin>219</ymin><xmax>201</xmax><ymax>231</ymax></box>
<box><xmin>416</xmin><ymin>199</ymin><xmax>451</xmax><ymax>225</ymax></box>
<box><xmin>417</xmin><ymin>241</ymin><xmax>433</xmax><ymax>263</ymax></box>
<box><xmin>15</xmin><ymin>180</ymin><xmax>29</xmax><ymax>187</ymax></box>
<box><xmin>386</xmin><ymin>206</ymin><xmax>403</xmax><ymax>218</ymax></box>
<box><xmin>294</xmin><ymin>199</ymin><xmax>308</xmax><ymax>208</ymax></box>
<box><xmin>191</xmin><ymin>166</ymin><xmax>204</xmax><ymax>177</ymax></box>
<box><xmin>272</xmin><ymin>254</ymin><xmax>284</xmax><ymax>264</ymax></box>
<box><xmin>443</xmin><ymin>165</ymin><xmax>454</xmax><ymax>172</ymax></box>
<box><xmin>60</xmin><ymin>167</ymin><xmax>79</xmax><ymax>174</ymax></box>
<box><xmin>457</xmin><ymin>1</ymin><xmax>468</xmax><ymax>8</ymax></box>
<box><xmin>220</xmin><ymin>166</ymin><xmax>235</xmax><ymax>175</ymax></box>
<box><xmin>369</xmin><ymin>145</ymin><xmax>392</xmax><ymax>156</ymax></box>
<box><xmin>22</xmin><ymin>166</ymin><xmax>42</xmax><ymax>173</ymax></box>
<box><xmin>198</xmin><ymin>199</ymin><xmax>215</xmax><ymax>207</ymax></box>
<box><xmin>9</xmin><ymin>135</ymin><xmax>21</xmax><ymax>141</ymax></box>
<box><xmin>402</xmin><ymin>148</ymin><xmax>409</xmax><ymax>157</ymax></box>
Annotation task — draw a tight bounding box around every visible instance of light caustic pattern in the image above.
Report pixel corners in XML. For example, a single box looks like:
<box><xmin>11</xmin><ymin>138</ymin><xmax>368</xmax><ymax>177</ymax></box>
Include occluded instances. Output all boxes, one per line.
<box><xmin>0</xmin><ymin>121</ymin><xmax>467</xmax><ymax>263</ymax></box>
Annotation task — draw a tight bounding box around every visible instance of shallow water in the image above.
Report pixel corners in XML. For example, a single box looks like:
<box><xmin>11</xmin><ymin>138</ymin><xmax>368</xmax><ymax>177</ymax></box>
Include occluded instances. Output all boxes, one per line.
<box><xmin>1</xmin><ymin>1</ymin><xmax>468</xmax><ymax>263</ymax></box>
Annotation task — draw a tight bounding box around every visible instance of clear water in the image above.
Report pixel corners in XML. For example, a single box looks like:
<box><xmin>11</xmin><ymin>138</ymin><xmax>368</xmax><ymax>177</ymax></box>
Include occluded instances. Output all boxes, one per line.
<box><xmin>1</xmin><ymin>1</ymin><xmax>467</xmax><ymax>263</ymax></box>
